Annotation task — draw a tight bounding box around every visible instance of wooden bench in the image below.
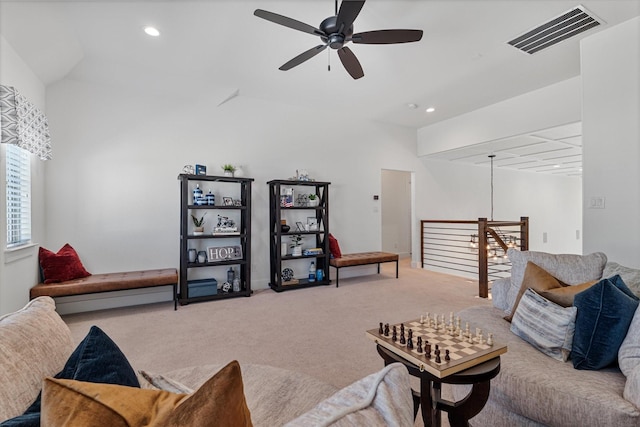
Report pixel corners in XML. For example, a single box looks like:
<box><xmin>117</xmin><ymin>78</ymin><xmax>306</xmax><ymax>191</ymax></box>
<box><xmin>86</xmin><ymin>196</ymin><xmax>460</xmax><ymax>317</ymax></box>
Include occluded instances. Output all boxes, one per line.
<box><xmin>30</xmin><ymin>268</ymin><xmax>179</xmax><ymax>310</ymax></box>
<box><xmin>329</xmin><ymin>252</ymin><xmax>399</xmax><ymax>287</ymax></box>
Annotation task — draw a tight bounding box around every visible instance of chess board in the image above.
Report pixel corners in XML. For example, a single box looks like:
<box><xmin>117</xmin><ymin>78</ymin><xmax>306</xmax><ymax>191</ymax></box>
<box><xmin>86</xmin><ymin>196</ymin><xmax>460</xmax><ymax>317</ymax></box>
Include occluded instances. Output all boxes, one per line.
<box><xmin>366</xmin><ymin>318</ymin><xmax>507</xmax><ymax>378</ymax></box>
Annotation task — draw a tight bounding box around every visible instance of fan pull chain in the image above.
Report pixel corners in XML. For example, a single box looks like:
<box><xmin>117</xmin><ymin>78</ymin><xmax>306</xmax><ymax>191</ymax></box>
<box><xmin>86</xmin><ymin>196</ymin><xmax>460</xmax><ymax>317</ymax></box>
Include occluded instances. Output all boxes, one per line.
<box><xmin>328</xmin><ymin>48</ymin><xmax>331</xmax><ymax>72</ymax></box>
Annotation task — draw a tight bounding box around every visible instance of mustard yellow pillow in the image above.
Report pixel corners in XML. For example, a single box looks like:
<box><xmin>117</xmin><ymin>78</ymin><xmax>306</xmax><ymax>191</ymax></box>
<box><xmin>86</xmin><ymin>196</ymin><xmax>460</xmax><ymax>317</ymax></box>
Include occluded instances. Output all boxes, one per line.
<box><xmin>505</xmin><ymin>261</ymin><xmax>565</xmax><ymax>322</ymax></box>
<box><xmin>41</xmin><ymin>360</ymin><xmax>252</xmax><ymax>427</ymax></box>
<box><xmin>540</xmin><ymin>280</ymin><xmax>598</xmax><ymax>307</ymax></box>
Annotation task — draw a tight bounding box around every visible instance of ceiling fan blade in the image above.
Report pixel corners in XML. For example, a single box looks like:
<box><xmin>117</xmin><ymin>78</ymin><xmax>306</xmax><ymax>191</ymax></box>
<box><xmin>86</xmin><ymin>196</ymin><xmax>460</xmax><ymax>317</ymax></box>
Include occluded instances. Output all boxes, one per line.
<box><xmin>279</xmin><ymin>44</ymin><xmax>328</xmax><ymax>71</ymax></box>
<box><xmin>351</xmin><ymin>29</ymin><xmax>423</xmax><ymax>44</ymax></box>
<box><xmin>254</xmin><ymin>9</ymin><xmax>324</xmax><ymax>36</ymax></box>
<box><xmin>336</xmin><ymin>0</ymin><xmax>365</xmax><ymax>33</ymax></box>
<box><xmin>337</xmin><ymin>46</ymin><xmax>364</xmax><ymax>79</ymax></box>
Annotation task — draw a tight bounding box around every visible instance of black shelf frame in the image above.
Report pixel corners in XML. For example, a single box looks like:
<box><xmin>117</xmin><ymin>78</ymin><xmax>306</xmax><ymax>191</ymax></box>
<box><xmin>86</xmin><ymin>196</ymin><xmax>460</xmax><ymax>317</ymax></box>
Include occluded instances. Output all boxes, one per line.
<box><xmin>267</xmin><ymin>179</ymin><xmax>331</xmax><ymax>292</ymax></box>
<box><xmin>178</xmin><ymin>173</ymin><xmax>253</xmax><ymax>305</ymax></box>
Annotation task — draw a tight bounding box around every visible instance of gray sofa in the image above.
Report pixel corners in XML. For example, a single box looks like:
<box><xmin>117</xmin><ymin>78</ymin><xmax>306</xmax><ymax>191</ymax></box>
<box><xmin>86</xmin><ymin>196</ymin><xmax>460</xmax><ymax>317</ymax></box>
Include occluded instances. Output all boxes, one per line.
<box><xmin>0</xmin><ymin>297</ymin><xmax>414</xmax><ymax>426</ymax></box>
<box><xmin>455</xmin><ymin>251</ymin><xmax>640</xmax><ymax>427</ymax></box>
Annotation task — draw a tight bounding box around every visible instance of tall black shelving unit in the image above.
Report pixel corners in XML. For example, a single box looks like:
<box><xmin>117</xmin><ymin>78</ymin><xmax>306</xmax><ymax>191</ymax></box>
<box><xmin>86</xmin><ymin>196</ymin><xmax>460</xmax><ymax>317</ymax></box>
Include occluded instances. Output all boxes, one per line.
<box><xmin>267</xmin><ymin>179</ymin><xmax>331</xmax><ymax>291</ymax></box>
<box><xmin>178</xmin><ymin>174</ymin><xmax>253</xmax><ymax>305</ymax></box>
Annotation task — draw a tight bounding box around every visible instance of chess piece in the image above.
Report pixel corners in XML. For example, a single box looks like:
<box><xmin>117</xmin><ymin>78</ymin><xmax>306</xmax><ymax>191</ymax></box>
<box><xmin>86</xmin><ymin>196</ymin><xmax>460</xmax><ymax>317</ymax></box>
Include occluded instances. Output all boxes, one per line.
<box><xmin>458</xmin><ymin>329</ymin><xmax>464</xmax><ymax>340</ymax></box>
<box><xmin>400</xmin><ymin>323</ymin><xmax>405</xmax><ymax>336</ymax></box>
<box><xmin>407</xmin><ymin>337</ymin><xmax>413</xmax><ymax>349</ymax></box>
<box><xmin>417</xmin><ymin>337</ymin><xmax>423</xmax><ymax>353</ymax></box>
<box><xmin>420</xmin><ymin>314</ymin><xmax>425</xmax><ymax>324</ymax></box>
<box><xmin>379</xmin><ymin>322</ymin><xmax>384</xmax><ymax>335</ymax></box>
<box><xmin>392</xmin><ymin>326</ymin><xmax>398</xmax><ymax>342</ymax></box>
<box><xmin>426</xmin><ymin>343</ymin><xmax>431</xmax><ymax>359</ymax></box>
<box><xmin>487</xmin><ymin>333</ymin><xmax>494</xmax><ymax>346</ymax></box>
<box><xmin>408</xmin><ymin>329</ymin><xmax>413</xmax><ymax>341</ymax></box>
<box><xmin>465</xmin><ymin>322</ymin><xmax>470</xmax><ymax>338</ymax></box>
<box><xmin>384</xmin><ymin>323</ymin><xmax>390</xmax><ymax>337</ymax></box>
<box><xmin>400</xmin><ymin>330</ymin><xmax>406</xmax><ymax>345</ymax></box>
<box><xmin>477</xmin><ymin>333</ymin><xmax>484</xmax><ymax>345</ymax></box>
<box><xmin>435</xmin><ymin>349</ymin><xmax>441</xmax><ymax>363</ymax></box>
<box><xmin>445</xmin><ymin>349</ymin><xmax>450</xmax><ymax>361</ymax></box>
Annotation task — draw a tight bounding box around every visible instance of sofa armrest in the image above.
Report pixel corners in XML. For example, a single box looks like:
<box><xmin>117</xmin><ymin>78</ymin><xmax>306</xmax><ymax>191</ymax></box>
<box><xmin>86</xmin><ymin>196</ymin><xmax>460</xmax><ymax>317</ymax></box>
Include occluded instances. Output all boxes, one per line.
<box><xmin>491</xmin><ymin>277</ymin><xmax>512</xmax><ymax>311</ymax></box>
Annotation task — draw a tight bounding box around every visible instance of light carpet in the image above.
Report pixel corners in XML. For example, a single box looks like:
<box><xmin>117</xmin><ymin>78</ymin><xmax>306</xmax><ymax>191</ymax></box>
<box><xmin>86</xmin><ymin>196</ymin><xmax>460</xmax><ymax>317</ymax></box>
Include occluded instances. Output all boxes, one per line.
<box><xmin>63</xmin><ymin>261</ymin><xmax>492</xmax><ymax>426</ymax></box>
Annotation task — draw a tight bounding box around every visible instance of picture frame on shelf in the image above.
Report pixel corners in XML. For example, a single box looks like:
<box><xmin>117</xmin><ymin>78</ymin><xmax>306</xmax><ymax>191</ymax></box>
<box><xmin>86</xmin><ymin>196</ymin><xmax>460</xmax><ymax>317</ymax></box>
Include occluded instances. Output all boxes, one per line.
<box><xmin>307</xmin><ymin>217</ymin><xmax>318</xmax><ymax>231</ymax></box>
<box><xmin>295</xmin><ymin>221</ymin><xmax>305</xmax><ymax>232</ymax></box>
<box><xmin>223</xmin><ymin>197</ymin><xmax>234</xmax><ymax>206</ymax></box>
<box><xmin>195</xmin><ymin>164</ymin><xmax>207</xmax><ymax>175</ymax></box>
<box><xmin>233</xmin><ymin>199</ymin><xmax>242</xmax><ymax>206</ymax></box>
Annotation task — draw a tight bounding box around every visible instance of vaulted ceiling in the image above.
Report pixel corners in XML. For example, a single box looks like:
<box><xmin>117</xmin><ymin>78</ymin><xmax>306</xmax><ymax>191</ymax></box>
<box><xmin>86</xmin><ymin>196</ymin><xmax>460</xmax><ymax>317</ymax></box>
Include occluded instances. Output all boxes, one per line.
<box><xmin>1</xmin><ymin>0</ymin><xmax>638</xmax><ymax>175</ymax></box>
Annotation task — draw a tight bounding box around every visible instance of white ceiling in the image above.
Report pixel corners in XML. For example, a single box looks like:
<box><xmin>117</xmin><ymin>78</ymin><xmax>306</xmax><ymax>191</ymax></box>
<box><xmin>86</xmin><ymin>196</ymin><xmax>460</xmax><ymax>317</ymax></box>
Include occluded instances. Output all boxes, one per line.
<box><xmin>426</xmin><ymin>122</ymin><xmax>583</xmax><ymax>177</ymax></box>
<box><xmin>0</xmin><ymin>0</ymin><xmax>638</xmax><ymax>175</ymax></box>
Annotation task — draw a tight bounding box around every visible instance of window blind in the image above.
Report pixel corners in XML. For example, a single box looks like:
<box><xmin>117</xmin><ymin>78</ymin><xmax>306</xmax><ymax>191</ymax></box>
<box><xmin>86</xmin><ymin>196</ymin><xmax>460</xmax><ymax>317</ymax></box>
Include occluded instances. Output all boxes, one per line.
<box><xmin>6</xmin><ymin>144</ymin><xmax>31</xmax><ymax>248</ymax></box>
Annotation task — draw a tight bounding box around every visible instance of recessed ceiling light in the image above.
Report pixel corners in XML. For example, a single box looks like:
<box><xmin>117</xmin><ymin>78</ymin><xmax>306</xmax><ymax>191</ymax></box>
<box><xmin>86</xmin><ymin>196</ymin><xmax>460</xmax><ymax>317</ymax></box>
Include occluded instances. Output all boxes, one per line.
<box><xmin>425</xmin><ymin>107</ymin><xmax>435</xmax><ymax>113</ymax></box>
<box><xmin>553</xmin><ymin>164</ymin><xmax>560</xmax><ymax>168</ymax></box>
<box><xmin>144</xmin><ymin>26</ymin><xmax>160</xmax><ymax>37</ymax></box>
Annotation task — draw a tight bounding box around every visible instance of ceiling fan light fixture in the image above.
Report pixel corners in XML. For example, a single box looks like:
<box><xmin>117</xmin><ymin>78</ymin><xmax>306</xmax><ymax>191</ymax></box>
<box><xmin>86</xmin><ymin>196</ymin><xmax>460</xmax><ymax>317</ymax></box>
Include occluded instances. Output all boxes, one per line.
<box><xmin>426</xmin><ymin>107</ymin><xmax>435</xmax><ymax>113</ymax></box>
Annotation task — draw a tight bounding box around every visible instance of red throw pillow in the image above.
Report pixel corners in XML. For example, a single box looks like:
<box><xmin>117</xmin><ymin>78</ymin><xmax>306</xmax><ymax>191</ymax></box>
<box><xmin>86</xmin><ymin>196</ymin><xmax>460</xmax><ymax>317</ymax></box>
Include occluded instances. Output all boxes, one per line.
<box><xmin>328</xmin><ymin>233</ymin><xmax>342</xmax><ymax>258</ymax></box>
<box><xmin>39</xmin><ymin>243</ymin><xmax>91</xmax><ymax>284</ymax></box>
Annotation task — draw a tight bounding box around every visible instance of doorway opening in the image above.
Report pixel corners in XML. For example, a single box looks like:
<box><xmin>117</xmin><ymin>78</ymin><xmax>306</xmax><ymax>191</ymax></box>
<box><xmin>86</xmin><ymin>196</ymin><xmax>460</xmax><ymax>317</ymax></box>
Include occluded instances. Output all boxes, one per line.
<box><xmin>381</xmin><ymin>169</ymin><xmax>413</xmax><ymax>261</ymax></box>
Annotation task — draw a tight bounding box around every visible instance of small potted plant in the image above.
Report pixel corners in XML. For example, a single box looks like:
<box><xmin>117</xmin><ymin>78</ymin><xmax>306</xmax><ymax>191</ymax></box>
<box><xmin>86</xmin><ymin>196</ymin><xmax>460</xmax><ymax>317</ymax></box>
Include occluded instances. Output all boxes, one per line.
<box><xmin>221</xmin><ymin>164</ymin><xmax>236</xmax><ymax>177</ymax></box>
<box><xmin>191</xmin><ymin>213</ymin><xmax>206</xmax><ymax>235</ymax></box>
<box><xmin>289</xmin><ymin>234</ymin><xmax>303</xmax><ymax>257</ymax></box>
<box><xmin>308</xmin><ymin>193</ymin><xmax>320</xmax><ymax>207</ymax></box>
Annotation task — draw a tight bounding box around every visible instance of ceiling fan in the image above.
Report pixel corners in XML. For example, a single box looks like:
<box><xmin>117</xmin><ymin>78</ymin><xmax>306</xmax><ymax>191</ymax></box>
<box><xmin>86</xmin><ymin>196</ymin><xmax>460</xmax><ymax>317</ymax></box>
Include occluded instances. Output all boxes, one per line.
<box><xmin>254</xmin><ymin>0</ymin><xmax>423</xmax><ymax>80</ymax></box>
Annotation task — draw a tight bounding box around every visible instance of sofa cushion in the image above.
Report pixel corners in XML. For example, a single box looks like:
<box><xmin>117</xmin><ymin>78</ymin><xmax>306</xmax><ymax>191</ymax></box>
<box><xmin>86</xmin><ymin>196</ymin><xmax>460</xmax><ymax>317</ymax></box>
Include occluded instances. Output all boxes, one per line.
<box><xmin>0</xmin><ymin>297</ymin><xmax>74</xmax><ymax>422</ymax></box>
<box><xmin>284</xmin><ymin>363</ymin><xmax>413</xmax><ymax>427</ymax></box>
<box><xmin>2</xmin><ymin>325</ymin><xmax>139</xmax><ymax>426</ymax></box>
<box><xmin>620</xmin><ymin>305</ymin><xmax>640</xmax><ymax>377</ymax></box>
<box><xmin>38</xmin><ymin>243</ymin><xmax>91</xmax><ymax>284</ymax></box>
<box><xmin>624</xmin><ymin>365</ymin><xmax>640</xmax><ymax>409</ymax></box>
<box><xmin>572</xmin><ymin>275</ymin><xmax>639</xmax><ymax>370</ymax></box>
<box><xmin>453</xmin><ymin>305</ymin><xmax>640</xmax><ymax>427</ymax></box>
<box><xmin>505</xmin><ymin>261</ymin><xmax>565</xmax><ymax>322</ymax></box>
<box><xmin>510</xmin><ymin>289</ymin><xmax>577</xmax><ymax>361</ymax></box>
<box><xmin>603</xmin><ymin>262</ymin><xmax>640</xmax><ymax>298</ymax></box>
<box><xmin>41</xmin><ymin>360</ymin><xmax>252</xmax><ymax>427</ymax></box>
<box><xmin>504</xmin><ymin>249</ymin><xmax>607</xmax><ymax>316</ymax></box>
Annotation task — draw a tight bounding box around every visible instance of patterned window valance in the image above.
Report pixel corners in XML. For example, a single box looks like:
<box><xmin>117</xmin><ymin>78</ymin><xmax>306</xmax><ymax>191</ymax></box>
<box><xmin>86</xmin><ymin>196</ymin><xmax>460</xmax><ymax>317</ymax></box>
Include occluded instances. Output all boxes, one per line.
<box><xmin>0</xmin><ymin>85</ymin><xmax>52</xmax><ymax>160</ymax></box>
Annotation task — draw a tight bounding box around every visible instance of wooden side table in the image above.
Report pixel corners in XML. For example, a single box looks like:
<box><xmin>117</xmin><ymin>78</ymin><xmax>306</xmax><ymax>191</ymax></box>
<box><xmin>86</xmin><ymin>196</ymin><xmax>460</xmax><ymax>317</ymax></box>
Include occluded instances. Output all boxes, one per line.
<box><xmin>376</xmin><ymin>345</ymin><xmax>500</xmax><ymax>427</ymax></box>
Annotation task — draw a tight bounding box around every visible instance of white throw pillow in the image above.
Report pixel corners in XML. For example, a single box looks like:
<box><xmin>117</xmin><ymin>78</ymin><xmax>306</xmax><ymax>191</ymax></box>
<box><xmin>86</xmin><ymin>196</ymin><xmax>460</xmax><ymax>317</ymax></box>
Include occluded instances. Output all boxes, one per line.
<box><xmin>284</xmin><ymin>363</ymin><xmax>413</xmax><ymax>427</ymax></box>
<box><xmin>510</xmin><ymin>289</ymin><xmax>577</xmax><ymax>362</ymax></box>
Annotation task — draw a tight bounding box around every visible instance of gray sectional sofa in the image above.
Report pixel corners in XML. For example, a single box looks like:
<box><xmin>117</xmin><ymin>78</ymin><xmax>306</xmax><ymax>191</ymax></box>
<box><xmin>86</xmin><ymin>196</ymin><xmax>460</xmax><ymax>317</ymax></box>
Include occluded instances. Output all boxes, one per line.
<box><xmin>0</xmin><ymin>297</ymin><xmax>415</xmax><ymax>426</ymax></box>
<box><xmin>455</xmin><ymin>250</ymin><xmax>640</xmax><ymax>427</ymax></box>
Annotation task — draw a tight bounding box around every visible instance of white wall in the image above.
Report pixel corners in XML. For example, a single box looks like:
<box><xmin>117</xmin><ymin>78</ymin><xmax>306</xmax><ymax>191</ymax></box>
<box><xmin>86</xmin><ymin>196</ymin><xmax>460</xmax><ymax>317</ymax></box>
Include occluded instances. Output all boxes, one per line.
<box><xmin>42</xmin><ymin>74</ymin><xmax>583</xmax><ymax>313</ymax></box>
<box><xmin>418</xmin><ymin>159</ymin><xmax>582</xmax><ymax>253</ymax></box>
<box><xmin>44</xmin><ymin>77</ymin><xmax>424</xmax><ymax>312</ymax></box>
<box><xmin>582</xmin><ymin>17</ymin><xmax>640</xmax><ymax>267</ymax></box>
<box><xmin>0</xmin><ymin>35</ymin><xmax>47</xmax><ymax>315</ymax></box>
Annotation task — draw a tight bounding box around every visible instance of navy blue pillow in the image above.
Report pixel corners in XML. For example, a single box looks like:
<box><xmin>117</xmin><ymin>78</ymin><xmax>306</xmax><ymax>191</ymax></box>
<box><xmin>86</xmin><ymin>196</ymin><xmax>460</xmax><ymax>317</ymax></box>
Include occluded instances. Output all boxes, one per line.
<box><xmin>0</xmin><ymin>326</ymin><xmax>139</xmax><ymax>426</ymax></box>
<box><xmin>571</xmin><ymin>275</ymin><xmax>639</xmax><ymax>370</ymax></box>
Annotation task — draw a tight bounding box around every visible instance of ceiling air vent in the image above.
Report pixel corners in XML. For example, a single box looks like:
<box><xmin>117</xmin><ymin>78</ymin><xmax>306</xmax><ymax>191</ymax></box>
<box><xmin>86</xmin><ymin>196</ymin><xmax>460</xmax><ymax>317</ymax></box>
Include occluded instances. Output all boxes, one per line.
<box><xmin>508</xmin><ymin>5</ymin><xmax>603</xmax><ymax>54</ymax></box>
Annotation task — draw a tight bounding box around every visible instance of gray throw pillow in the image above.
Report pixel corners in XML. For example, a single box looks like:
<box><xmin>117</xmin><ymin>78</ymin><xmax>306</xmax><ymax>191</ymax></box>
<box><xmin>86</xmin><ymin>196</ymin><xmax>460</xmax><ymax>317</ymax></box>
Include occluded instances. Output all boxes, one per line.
<box><xmin>504</xmin><ymin>249</ymin><xmax>607</xmax><ymax>315</ymax></box>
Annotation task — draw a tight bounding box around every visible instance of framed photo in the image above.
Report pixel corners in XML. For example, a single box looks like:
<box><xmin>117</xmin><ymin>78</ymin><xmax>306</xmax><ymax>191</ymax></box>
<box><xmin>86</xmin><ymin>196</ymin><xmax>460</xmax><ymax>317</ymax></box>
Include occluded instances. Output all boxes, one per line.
<box><xmin>223</xmin><ymin>197</ymin><xmax>234</xmax><ymax>206</ymax></box>
<box><xmin>195</xmin><ymin>164</ymin><xmax>207</xmax><ymax>175</ymax></box>
<box><xmin>233</xmin><ymin>199</ymin><xmax>242</xmax><ymax>206</ymax></box>
<box><xmin>307</xmin><ymin>217</ymin><xmax>318</xmax><ymax>231</ymax></box>
<box><xmin>207</xmin><ymin>245</ymin><xmax>243</xmax><ymax>261</ymax></box>
<box><xmin>296</xmin><ymin>221</ymin><xmax>305</xmax><ymax>231</ymax></box>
